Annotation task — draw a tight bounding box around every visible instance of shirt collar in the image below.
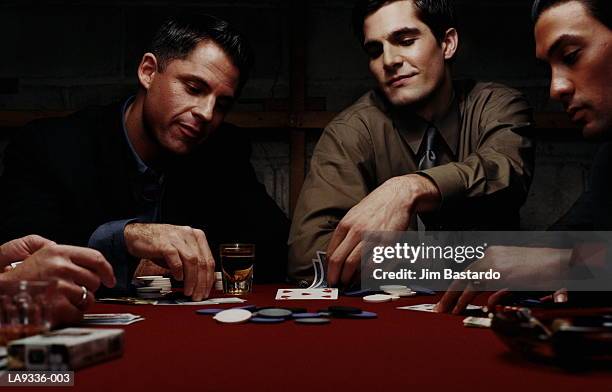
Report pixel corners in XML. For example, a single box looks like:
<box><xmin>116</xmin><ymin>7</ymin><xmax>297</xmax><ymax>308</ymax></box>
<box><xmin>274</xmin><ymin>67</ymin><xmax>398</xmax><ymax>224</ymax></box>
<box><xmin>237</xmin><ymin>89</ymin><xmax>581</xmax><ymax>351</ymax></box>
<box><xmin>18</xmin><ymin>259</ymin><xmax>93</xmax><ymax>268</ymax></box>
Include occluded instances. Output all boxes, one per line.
<box><xmin>122</xmin><ymin>96</ymin><xmax>154</xmax><ymax>176</ymax></box>
<box><xmin>385</xmin><ymin>89</ymin><xmax>460</xmax><ymax>156</ymax></box>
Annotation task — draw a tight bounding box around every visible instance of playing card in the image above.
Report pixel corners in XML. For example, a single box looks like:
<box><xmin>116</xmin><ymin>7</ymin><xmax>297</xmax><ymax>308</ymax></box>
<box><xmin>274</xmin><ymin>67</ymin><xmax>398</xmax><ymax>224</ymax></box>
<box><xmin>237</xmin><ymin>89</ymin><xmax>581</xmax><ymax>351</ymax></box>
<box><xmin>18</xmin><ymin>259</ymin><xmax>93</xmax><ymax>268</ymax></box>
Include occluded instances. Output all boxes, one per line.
<box><xmin>397</xmin><ymin>304</ymin><xmax>483</xmax><ymax>313</ymax></box>
<box><xmin>462</xmin><ymin>316</ymin><xmax>492</xmax><ymax>328</ymax></box>
<box><xmin>82</xmin><ymin>313</ymin><xmax>144</xmax><ymax>325</ymax></box>
<box><xmin>308</xmin><ymin>259</ymin><xmax>321</xmax><ymax>289</ymax></box>
<box><xmin>275</xmin><ymin>288</ymin><xmax>338</xmax><ymax>300</ymax></box>
<box><xmin>165</xmin><ymin>297</ymin><xmax>247</xmax><ymax>305</ymax></box>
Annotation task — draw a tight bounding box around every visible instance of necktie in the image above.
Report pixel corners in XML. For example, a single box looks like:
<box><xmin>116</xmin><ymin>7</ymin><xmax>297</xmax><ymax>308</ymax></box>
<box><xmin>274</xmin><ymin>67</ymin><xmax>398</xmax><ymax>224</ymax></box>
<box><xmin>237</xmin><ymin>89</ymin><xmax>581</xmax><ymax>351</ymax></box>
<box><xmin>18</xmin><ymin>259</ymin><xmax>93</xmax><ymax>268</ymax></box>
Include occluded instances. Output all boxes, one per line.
<box><xmin>418</xmin><ymin>124</ymin><xmax>440</xmax><ymax>170</ymax></box>
<box><xmin>417</xmin><ymin>124</ymin><xmax>441</xmax><ymax>231</ymax></box>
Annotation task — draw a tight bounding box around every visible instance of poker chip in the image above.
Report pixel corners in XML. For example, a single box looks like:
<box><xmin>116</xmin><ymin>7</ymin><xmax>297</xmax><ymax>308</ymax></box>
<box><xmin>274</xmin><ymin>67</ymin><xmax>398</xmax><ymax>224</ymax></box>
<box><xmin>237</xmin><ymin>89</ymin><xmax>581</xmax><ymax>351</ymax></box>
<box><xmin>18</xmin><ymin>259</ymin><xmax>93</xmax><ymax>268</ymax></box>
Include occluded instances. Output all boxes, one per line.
<box><xmin>379</xmin><ymin>285</ymin><xmax>407</xmax><ymax>291</ymax></box>
<box><xmin>284</xmin><ymin>307</ymin><xmax>307</xmax><ymax>314</ymax></box>
<box><xmin>295</xmin><ymin>317</ymin><xmax>331</xmax><ymax>325</ymax></box>
<box><xmin>196</xmin><ymin>308</ymin><xmax>224</xmax><ymax>315</ymax></box>
<box><xmin>236</xmin><ymin>305</ymin><xmax>257</xmax><ymax>311</ymax></box>
<box><xmin>134</xmin><ymin>276</ymin><xmax>172</xmax><ymax>299</ymax></box>
<box><xmin>213</xmin><ymin>308</ymin><xmax>252</xmax><ymax>324</ymax></box>
<box><xmin>292</xmin><ymin>312</ymin><xmax>323</xmax><ymax>319</ymax></box>
<box><xmin>250</xmin><ymin>317</ymin><xmax>286</xmax><ymax>324</ymax></box>
<box><xmin>328</xmin><ymin>306</ymin><xmax>361</xmax><ymax>315</ymax></box>
<box><xmin>257</xmin><ymin>308</ymin><xmax>293</xmax><ymax>319</ymax></box>
<box><xmin>363</xmin><ymin>294</ymin><xmax>396</xmax><ymax>303</ymax></box>
<box><xmin>383</xmin><ymin>289</ymin><xmax>416</xmax><ymax>297</ymax></box>
<box><xmin>136</xmin><ymin>287</ymin><xmax>162</xmax><ymax>292</ymax></box>
<box><xmin>345</xmin><ymin>311</ymin><xmax>378</xmax><ymax>319</ymax></box>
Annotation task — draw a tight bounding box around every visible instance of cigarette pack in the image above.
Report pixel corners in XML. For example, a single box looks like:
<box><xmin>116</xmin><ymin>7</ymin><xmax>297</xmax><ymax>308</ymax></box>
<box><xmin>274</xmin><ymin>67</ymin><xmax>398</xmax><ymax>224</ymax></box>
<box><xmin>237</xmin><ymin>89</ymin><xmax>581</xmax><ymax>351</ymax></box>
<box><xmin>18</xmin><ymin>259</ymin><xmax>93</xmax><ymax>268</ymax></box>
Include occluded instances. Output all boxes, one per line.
<box><xmin>7</xmin><ymin>328</ymin><xmax>124</xmax><ymax>370</ymax></box>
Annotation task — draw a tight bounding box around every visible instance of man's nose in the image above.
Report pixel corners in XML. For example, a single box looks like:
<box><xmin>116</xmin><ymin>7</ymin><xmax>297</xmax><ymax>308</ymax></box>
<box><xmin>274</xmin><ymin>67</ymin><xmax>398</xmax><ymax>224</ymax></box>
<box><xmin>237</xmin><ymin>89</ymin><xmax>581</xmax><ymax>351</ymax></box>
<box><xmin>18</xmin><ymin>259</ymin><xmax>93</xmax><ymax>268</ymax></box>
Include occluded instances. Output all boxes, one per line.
<box><xmin>192</xmin><ymin>96</ymin><xmax>215</xmax><ymax>122</ymax></box>
<box><xmin>382</xmin><ymin>45</ymin><xmax>403</xmax><ymax>72</ymax></box>
<box><xmin>549</xmin><ymin>70</ymin><xmax>574</xmax><ymax>104</ymax></box>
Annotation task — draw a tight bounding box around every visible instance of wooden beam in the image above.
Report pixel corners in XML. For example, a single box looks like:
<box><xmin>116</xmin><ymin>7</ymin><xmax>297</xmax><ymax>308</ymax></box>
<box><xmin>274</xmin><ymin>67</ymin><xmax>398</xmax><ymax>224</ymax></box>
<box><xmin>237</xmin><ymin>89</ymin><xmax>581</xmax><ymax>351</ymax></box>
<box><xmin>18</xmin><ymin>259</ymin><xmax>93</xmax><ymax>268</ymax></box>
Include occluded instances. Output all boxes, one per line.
<box><xmin>0</xmin><ymin>110</ymin><xmax>576</xmax><ymax>130</ymax></box>
<box><xmin>288</xmin><ymin>0</ymin><xmax>308</xmax><ymax>217</ymax></box>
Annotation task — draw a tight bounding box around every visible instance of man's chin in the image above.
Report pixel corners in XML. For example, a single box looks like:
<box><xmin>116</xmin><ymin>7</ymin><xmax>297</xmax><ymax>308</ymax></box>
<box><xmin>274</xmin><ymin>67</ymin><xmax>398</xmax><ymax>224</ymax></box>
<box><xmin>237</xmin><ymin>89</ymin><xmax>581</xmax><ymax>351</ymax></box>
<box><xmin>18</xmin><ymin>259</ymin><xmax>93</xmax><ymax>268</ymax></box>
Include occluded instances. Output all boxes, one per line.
<box><xmin>580</xmin><ymin>121</ymin><xmax>612</xmax><ymax>141</ymax></box>
<box><xmin>162</xmin><ymin>140</ymin><xmax>197</xmax><ymax>156</ymax></box>
<box><xmin>384</xmin><ymin>89</ymin><xmax>425</xmax><ymax>107</ymax></box>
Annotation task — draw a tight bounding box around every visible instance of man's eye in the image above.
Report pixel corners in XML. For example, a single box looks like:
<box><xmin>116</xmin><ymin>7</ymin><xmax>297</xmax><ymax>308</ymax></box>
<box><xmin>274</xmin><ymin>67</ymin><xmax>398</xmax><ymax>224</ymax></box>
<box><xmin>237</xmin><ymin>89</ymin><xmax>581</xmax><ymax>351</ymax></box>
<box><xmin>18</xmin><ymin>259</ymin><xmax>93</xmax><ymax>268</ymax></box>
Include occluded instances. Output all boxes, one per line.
<box><xmin>400</xmin><ymin>39</ymin><xmax>416</xmax><ymax>47</ymax></box>
<box><xmin>364</xmin><ymin>44</ymin><xmax>383</xmax><ymax>59</ymax></box>
<box><xmin>562</xmin><ymin>50</ymin><xmax>580</xmax><ymax>65</ymax></box>
<box><xmin>185</xmin><ymin>84</ymin><xmax>201</xmax><ymax>94</ymax></box>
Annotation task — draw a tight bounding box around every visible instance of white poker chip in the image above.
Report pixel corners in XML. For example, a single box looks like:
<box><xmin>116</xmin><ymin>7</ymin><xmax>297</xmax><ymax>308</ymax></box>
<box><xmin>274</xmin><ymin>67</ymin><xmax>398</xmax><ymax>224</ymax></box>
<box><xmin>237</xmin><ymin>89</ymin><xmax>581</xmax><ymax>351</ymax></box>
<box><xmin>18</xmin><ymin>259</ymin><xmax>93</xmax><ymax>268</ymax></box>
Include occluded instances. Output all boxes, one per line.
<box><xmin>135</xmin><ymin>276</ymin><xmax>163</xmax><ymax>282</ymax></box>
<box><xmin>213</xmin><ymin>309</ymin><xmax>252</xmax><ymax>324</ymax></box>
<box><xmin>136</xmin><ymin>286</ymin><xmax>162</xmax><ymax>292</ymax></box>
<box><xmin>379</xmin><ymin>285</ymin><xmax>408</xmax><ymax>291</ymax></box>
<box><xmin>214</xmin><ymin>272</ymin><xmax>222</xmax><ymax>280</ymax></box>
<box><xmin>363</xmin><ymin>294</ymin><xmax>396</xmax><ymax>303</ymax></box>
<box><xmin>383</xmin><ymin>289</ymin><xmax>416</xmax><ymax>297</ymax></box>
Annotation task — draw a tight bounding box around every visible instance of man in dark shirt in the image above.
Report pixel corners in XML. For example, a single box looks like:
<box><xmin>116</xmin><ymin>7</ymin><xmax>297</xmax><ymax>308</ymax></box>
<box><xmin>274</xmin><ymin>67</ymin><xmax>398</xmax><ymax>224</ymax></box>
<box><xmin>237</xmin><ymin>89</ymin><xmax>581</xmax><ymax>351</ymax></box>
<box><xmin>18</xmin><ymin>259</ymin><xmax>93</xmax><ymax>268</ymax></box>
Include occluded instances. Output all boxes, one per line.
<box><xmin>437</xmin><ymin>0</ymin><xmax>612</xmax><ymax>313</ymax></box>
<box><xmin>0</xmin><ymin>14</ymin><xmax>289</xmax><ymax>300</ymax></box>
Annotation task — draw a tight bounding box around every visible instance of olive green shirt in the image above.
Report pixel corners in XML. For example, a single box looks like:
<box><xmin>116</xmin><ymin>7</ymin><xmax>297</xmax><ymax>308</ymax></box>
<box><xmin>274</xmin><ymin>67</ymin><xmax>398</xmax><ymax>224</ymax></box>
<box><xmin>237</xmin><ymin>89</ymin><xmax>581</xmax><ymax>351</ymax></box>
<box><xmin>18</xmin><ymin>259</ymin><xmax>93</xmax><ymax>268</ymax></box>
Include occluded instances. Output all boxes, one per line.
<box><xmin>288</xmin><ymin>80</ymin><xmax>535</xmax><ymax>283</ymax></box>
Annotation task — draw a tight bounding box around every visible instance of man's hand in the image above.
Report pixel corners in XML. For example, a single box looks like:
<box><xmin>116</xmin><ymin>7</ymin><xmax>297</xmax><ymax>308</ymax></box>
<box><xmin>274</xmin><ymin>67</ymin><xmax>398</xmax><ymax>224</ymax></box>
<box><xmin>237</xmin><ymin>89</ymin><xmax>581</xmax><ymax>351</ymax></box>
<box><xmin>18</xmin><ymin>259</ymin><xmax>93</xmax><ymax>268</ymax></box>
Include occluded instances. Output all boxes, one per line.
<box><xmin>133</xmin><ymin>259</ymin><xmax>172</xmax><ymax>278</ymax></box>
<box><xmin>0</xmin><ymin>234</ymin><xmax>56</xmax><ymax>269</ymax></box>
<box><xmin>124</xmin><ymin>223</ymin><xmax>215</xmax><ymax>301</ymax></box>
<box><xmin>326</xmin><ymin>174</ymin><xmax>440</xmax><ymax>286</ymax></box>
<box><xmin>435</xmin><ymin>246</ymin><xmax>573</xmax><ymax>314</ymax></box>
<box><xmin>0</xmin><ymin>244</ymin><xmax>117</xmax><ymax>327</ymax></box>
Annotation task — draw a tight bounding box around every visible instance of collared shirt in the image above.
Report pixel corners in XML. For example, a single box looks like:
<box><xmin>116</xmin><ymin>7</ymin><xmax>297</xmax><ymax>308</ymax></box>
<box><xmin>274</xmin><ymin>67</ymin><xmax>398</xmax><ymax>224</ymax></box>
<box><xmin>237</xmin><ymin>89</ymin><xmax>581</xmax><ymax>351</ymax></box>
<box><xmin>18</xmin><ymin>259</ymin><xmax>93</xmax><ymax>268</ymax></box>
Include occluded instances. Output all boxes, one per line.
<box><xmin>88</xmin><ymin>97</ymin><xmax>165</xmax><ymax>291</ymax></box>
<box><xmin>288</xmin><ymin>80</ymin><xmax>535</xmax><ymax>283</ymax></box>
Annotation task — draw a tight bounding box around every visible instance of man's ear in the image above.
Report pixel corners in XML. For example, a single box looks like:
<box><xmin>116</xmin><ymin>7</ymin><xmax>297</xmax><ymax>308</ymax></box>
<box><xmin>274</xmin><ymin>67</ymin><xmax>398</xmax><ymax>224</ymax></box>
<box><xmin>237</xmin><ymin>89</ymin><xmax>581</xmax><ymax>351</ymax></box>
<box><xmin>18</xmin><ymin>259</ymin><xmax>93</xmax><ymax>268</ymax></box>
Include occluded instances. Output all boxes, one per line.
<box><xmin>137</xmin><ymin>53</ymin><xmax>159</xmax><ymax>90</ymax></box>
<box><xmin>441</xmin><ymin>28</ymin><xmax>459</xmax><ymax>61</ymax></box>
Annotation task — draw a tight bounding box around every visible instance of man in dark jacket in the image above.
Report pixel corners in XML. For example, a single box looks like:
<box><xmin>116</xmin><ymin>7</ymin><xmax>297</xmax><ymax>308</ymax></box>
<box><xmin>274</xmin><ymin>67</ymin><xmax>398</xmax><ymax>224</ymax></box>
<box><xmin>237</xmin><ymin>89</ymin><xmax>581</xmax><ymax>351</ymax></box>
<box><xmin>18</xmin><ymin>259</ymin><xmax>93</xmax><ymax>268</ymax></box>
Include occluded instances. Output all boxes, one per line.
<box><xmin>0</xmin><ymin>14</ymin><xmax>289</xmax><ymax>300</ymax></box>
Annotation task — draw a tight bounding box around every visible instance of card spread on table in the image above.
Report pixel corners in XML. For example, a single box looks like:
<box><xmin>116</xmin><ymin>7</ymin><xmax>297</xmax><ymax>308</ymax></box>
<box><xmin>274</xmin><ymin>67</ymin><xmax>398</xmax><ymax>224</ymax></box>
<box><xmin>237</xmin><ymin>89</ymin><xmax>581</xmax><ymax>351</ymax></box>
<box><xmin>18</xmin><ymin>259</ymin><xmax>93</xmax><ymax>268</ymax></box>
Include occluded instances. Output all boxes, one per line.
<box><xmin>154</xmin><ymin>297</ymin><xmax>247</xmax><ymax>306</ymax></box>
<box><xmin>397</xmin><ymin>303</ymin><xmax>483</xmax><ymax>312</ymax></box>
<box><xmin>275</xmin><ymin>288</ymin><xmax>338</xmax><ymax>300</ymax></box>
<box><xmin>82</xmin><ymin>313</ymin><xmax>144</xmax><ymax>325</ymax></box>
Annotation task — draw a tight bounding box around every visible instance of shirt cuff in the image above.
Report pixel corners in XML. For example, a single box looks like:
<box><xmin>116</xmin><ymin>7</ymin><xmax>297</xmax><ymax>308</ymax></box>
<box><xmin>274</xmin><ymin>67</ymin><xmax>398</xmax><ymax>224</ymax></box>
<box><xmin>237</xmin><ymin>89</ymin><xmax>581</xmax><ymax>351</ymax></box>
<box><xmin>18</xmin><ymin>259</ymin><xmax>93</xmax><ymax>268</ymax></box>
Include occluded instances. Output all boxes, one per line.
<box><xmin>416</xmin><ymin>165</ymin><xmax>466</xmax><ymax>207</ymax></box>
<box><xmin>88</xmin><ymin>219</ymin><xmax>139</xmax><ymax>293</ymax></box>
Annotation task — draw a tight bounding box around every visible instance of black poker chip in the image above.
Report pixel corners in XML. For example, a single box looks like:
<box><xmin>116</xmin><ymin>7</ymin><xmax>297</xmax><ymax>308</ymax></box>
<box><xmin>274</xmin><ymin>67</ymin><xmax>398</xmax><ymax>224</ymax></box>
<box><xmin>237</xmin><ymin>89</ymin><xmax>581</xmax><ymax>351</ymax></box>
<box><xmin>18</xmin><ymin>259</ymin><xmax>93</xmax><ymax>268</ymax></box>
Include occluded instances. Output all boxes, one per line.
<box><xmin>327</xmin><ymin>306</ymin><xmax>362</xmax><ymax>315</ymax></box>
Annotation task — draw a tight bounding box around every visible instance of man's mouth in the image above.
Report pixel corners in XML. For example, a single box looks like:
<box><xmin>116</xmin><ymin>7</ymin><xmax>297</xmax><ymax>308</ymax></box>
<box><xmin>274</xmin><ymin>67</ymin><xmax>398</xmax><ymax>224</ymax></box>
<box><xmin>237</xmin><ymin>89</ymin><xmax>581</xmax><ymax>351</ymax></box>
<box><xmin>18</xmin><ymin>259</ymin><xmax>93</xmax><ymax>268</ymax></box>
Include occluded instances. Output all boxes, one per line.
<box><xmin>386</xmin><ymin>74</ymin><xmax>416</xmax><ymax>87</ymax></box>
<box><xmin>177</xmin><ymin>123</ymin><xmax>201</xmax><ymax>139</ymax></box>
<box><xmin>567</xmin><ymin>106</ymin><xmax>587</xmax><ymax>123</ymax></box>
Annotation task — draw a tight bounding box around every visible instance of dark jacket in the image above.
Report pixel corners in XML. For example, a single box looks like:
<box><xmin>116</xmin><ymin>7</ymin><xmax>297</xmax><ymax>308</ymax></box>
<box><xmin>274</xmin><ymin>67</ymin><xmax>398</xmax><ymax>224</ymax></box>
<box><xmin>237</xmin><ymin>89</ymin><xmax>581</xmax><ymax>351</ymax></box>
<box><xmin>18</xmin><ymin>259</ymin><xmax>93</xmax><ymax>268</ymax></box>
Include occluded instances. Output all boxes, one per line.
<box><xmin>0</xmin><ymin>102</ymin><xmax>289</xmax><ymax>288</ymax></box>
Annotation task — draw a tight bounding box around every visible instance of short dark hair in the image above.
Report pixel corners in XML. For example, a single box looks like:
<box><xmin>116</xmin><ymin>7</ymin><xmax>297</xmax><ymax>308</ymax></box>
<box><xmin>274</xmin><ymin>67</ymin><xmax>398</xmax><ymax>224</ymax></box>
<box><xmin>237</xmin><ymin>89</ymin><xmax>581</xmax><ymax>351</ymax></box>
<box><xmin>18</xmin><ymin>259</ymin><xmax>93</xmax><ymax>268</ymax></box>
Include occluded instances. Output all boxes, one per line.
<box><xmin>532</xmin><ymin>0</ymin><xmax>611</xmax><ymax>29</ymax></box>
<box><xmin>150</xmin><ymin>14</ymin><xmax>254</xmax><ymax>92</ymax></box>
<box><xmin>352</xmin><ymin>0</ymin><xmax>456</xmax><ymax>46</ymax></box>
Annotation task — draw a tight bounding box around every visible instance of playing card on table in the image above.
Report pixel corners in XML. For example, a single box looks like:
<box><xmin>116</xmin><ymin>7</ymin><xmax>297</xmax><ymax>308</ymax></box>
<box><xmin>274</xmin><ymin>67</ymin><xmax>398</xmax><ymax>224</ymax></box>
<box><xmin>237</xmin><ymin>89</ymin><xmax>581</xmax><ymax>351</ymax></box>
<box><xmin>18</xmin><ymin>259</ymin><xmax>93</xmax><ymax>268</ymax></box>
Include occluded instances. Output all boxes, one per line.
<box><xmin>275</xmin><ymin>288</ymin><xmax>338</xmax><ymax>300</ymax></box>
<box><xmin>157</xmin><ymin>297</ymin><xmax>247</xmax><ymax>305</ymax></box>
<box><xmin>82</xmin><ymin>313</ymin><xmax>145</xmax><ymax>325</ymax></box>
<box><xmin>397</xmin><ymin>304</ymin><xmax>483</xmax><ymax>313</ymax></box>
<box><xmin>462</xmin><ymin>316</ymin><xmax>492</xmax><ymax>328</ymax></box>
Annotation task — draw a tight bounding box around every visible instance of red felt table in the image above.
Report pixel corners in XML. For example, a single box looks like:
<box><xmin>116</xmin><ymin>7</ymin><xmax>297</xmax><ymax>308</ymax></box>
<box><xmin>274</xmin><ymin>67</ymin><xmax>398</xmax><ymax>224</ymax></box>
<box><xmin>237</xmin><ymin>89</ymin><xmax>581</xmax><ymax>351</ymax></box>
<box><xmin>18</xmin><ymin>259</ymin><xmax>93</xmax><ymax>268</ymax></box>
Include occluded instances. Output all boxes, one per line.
<box><xmin>27</xmin><ymin>285</ymin><xmax>612</xmax><ymax>391</ymax></box>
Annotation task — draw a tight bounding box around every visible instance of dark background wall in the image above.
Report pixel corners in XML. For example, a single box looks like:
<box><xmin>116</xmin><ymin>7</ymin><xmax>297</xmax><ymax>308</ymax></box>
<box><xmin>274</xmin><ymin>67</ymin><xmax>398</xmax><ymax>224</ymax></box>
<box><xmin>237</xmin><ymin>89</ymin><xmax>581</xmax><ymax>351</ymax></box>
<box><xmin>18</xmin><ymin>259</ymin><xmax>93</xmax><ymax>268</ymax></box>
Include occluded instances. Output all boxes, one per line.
<box><xmin>0</xmin><ymin>0</ymin><xmax>598</xmax><ymax>228</ymax></box>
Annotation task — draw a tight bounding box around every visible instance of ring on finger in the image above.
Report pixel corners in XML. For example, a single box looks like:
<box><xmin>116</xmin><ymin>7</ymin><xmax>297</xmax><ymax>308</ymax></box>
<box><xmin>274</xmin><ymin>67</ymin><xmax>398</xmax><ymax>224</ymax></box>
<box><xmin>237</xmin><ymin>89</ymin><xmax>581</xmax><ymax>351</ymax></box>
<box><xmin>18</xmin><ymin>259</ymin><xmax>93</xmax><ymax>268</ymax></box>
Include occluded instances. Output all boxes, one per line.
<box><xmin>78</xmin><ymin>285</ymin><xmax>88</xmax><ymax>308</ymax></box>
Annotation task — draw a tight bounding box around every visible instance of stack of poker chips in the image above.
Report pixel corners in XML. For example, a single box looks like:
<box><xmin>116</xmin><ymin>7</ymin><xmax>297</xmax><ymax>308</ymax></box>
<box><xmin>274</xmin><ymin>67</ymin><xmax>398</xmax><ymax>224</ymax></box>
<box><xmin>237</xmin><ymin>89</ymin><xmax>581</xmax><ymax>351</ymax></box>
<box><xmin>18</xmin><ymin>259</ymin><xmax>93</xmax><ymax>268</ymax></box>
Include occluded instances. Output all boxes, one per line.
<box><xmin>134</xmin><ymin>276</ymin><xmax>172</xmax><ymax>299</ymax></box>
<box><xmin>215</xmin><ymin>271</ymin><xmax>223</xmax><ymax>291</ymax></box>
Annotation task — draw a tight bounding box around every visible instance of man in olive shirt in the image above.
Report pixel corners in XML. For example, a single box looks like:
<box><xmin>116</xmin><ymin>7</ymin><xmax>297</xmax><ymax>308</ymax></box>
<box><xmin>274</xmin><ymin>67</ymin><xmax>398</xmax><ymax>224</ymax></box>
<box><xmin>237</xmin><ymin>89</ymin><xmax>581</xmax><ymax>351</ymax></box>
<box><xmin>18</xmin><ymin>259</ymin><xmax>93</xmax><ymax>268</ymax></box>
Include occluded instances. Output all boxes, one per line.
<box><xmin>288</xmin><ymin>0</ymin><xmax>535</xmax><ymax>286</ymax></box>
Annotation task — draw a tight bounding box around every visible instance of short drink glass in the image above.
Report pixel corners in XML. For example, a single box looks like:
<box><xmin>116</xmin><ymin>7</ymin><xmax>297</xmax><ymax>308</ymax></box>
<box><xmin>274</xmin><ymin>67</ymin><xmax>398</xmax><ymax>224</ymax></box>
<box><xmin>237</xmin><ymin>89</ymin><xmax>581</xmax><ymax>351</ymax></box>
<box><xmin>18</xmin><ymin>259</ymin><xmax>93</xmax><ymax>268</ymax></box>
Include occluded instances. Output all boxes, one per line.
<box><xmin>220</xmin><ymin>244</ymin><xmax>255</xmax><ymax>295</ymax></box>
<box><xmin>0</xmin><ymin>280</ymin><xmax>56</xmax><ymax>345</ymax></box>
